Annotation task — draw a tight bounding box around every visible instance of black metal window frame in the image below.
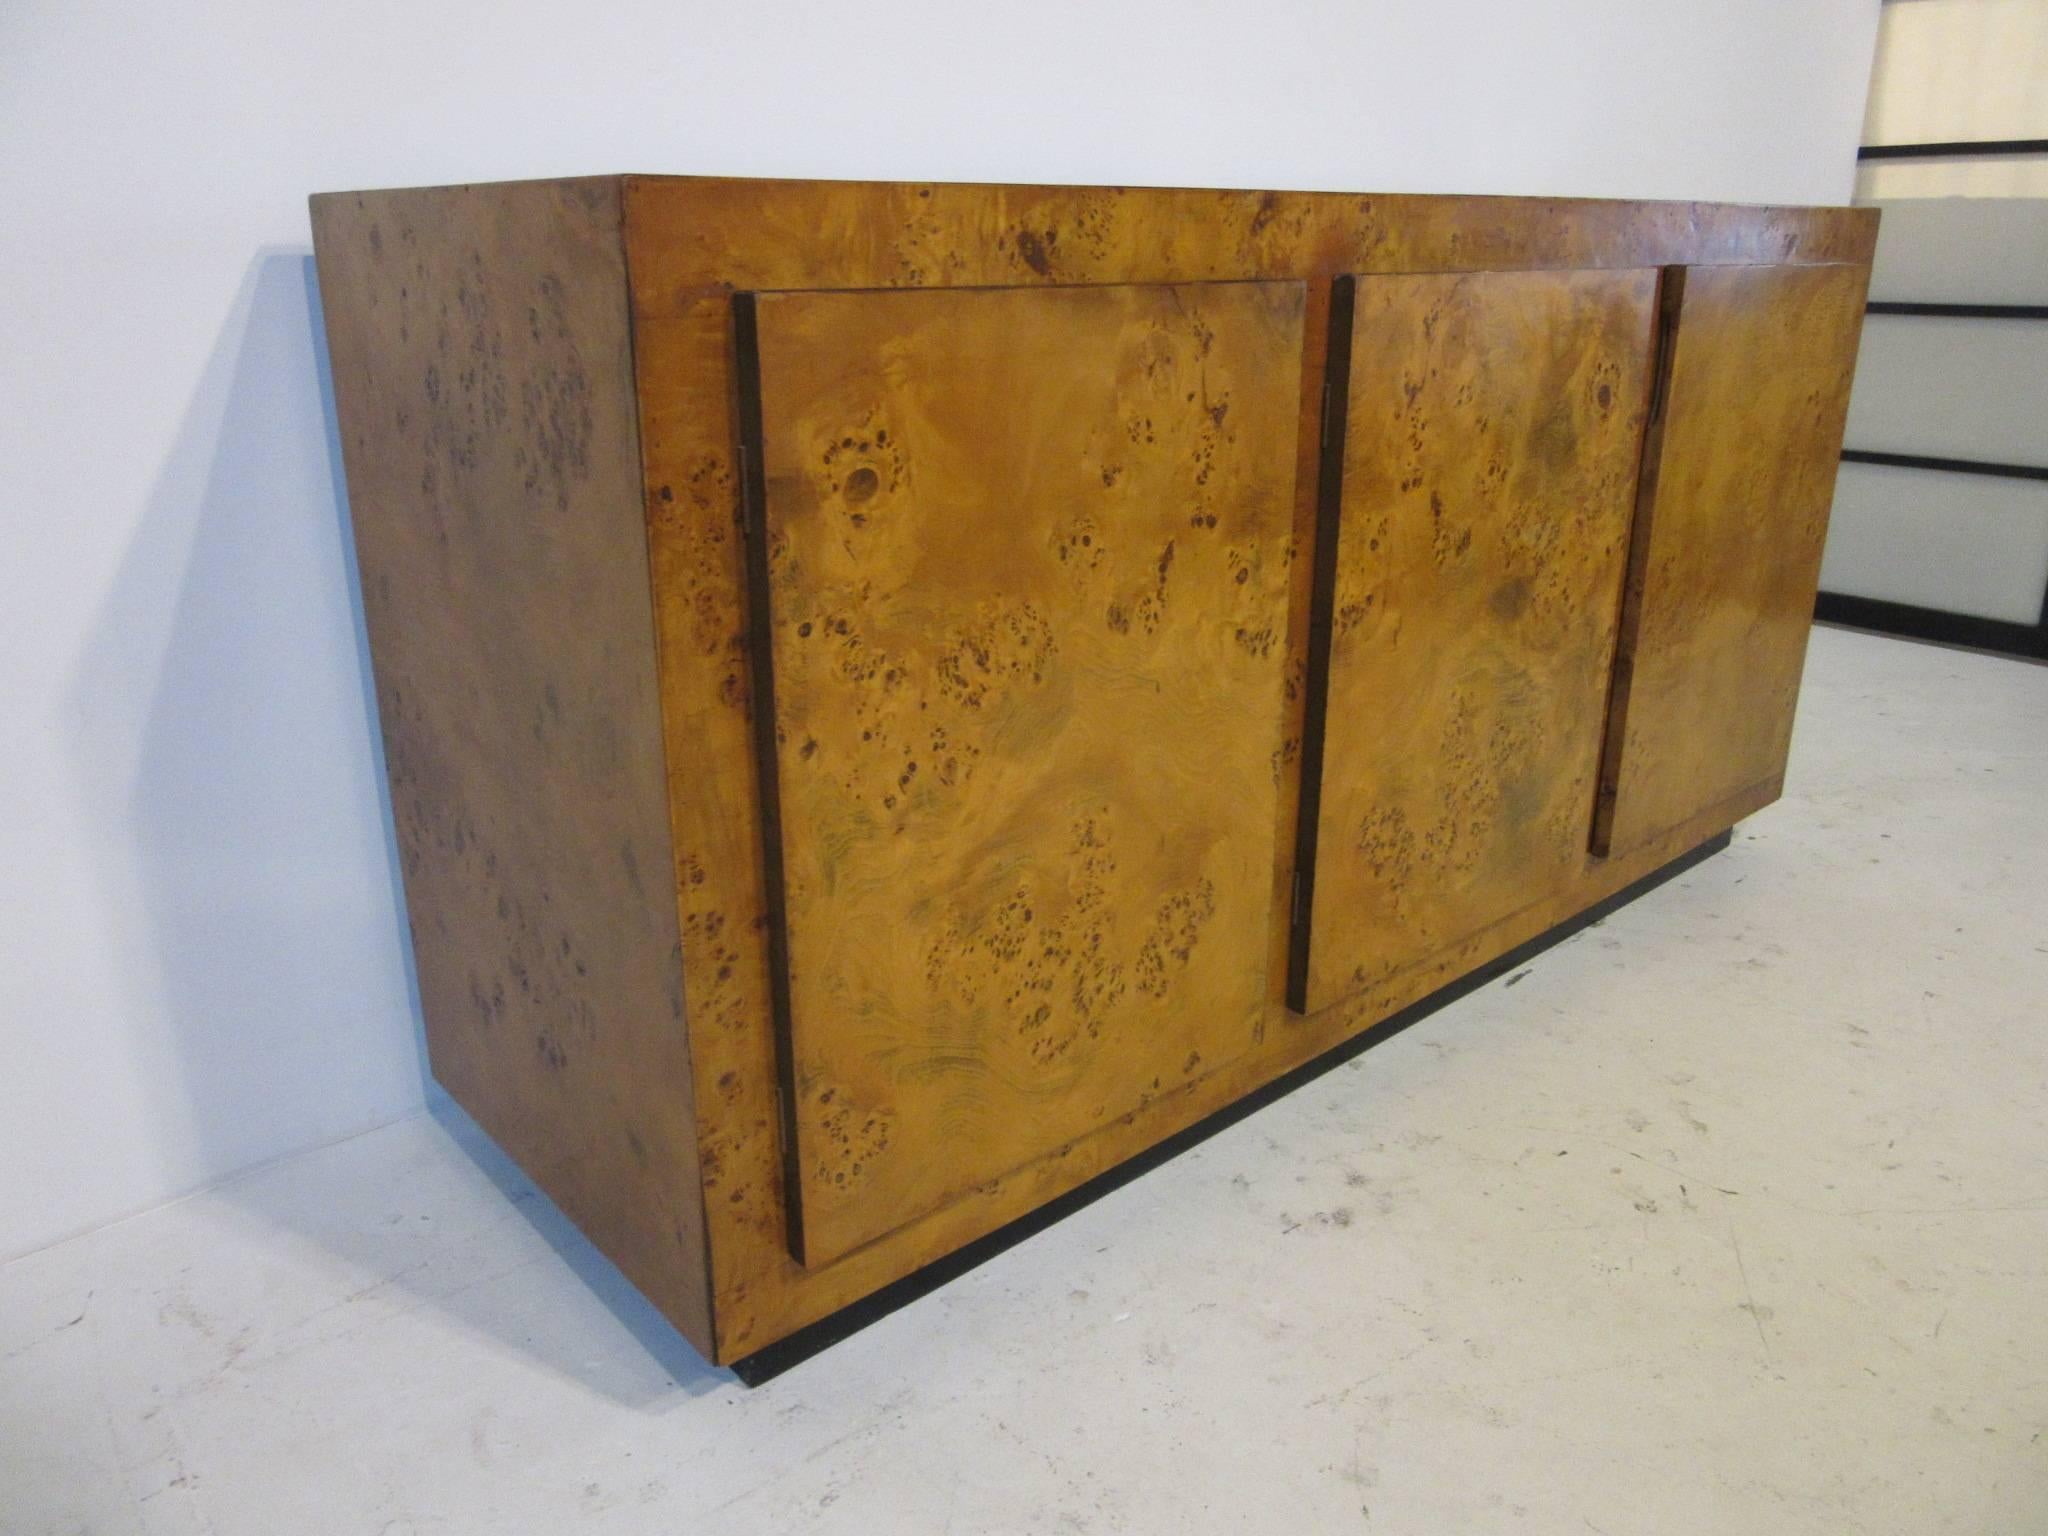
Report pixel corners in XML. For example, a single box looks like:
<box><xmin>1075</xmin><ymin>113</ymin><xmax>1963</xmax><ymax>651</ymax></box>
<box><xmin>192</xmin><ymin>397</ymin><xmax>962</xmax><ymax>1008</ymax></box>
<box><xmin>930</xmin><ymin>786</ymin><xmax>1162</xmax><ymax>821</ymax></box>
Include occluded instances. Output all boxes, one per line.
<box><xmin>1857</xmin><ymin>139</ymin><xmax>2048</xmax><ymax>161</ymax></box>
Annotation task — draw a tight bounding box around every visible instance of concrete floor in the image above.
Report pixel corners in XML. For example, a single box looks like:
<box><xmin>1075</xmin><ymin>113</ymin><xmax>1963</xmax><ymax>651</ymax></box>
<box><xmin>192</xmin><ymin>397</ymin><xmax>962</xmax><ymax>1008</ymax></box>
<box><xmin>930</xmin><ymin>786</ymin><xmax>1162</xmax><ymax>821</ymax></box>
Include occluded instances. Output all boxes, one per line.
<box><xmin>4</xmin><ymin>626</ymin><xmax>2045</xmax><ymax>1535</ymax></box>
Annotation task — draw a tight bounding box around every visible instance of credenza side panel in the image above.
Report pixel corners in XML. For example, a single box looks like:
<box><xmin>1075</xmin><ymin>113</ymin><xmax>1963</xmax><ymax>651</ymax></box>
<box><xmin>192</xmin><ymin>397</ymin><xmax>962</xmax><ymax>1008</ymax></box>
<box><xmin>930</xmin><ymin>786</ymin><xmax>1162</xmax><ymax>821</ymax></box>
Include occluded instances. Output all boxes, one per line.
<box><xmin>311</xmin><ymin>178</ymin><xmax>714</xmax><ymax>1355</ymax></box>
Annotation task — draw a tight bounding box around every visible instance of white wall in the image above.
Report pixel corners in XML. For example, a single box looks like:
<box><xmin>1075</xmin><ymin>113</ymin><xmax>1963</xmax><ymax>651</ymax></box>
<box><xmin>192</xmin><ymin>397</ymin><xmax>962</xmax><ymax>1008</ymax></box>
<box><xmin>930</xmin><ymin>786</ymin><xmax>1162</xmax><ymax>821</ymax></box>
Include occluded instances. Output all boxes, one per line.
<box><xmin>0</xmin><ymin>0</ymin><xmax>1880</xmax><ymax>1261</ymax></box>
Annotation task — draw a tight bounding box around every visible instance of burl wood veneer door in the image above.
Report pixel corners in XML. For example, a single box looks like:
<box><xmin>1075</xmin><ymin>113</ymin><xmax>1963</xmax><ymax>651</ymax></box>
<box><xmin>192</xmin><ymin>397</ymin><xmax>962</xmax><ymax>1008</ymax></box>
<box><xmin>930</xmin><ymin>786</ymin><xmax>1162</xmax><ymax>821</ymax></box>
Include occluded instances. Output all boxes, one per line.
<box><xmin>1591</xmin><ymin>264</ymin><xmax>1869</xmax><ymax>858</ymax></box>
<box><xmin>1289</xmin><ymin>269</ymin><xmax>1659</xmax><ymax>1013</ymax></box>
<box><xmin>736</xmin><ymin>281</ymin><xmax>1305</xmax><ymax>1266</ymax></box>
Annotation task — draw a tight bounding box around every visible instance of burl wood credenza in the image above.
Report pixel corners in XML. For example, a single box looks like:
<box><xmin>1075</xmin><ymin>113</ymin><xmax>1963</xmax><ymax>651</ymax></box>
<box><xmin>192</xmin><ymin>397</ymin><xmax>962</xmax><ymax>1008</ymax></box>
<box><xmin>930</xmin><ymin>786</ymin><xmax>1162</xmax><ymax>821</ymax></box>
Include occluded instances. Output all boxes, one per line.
<box><xmin>310</xmin><ymin>176</ymin><xmax>1874</xmax><ymax>1378</ymax></box>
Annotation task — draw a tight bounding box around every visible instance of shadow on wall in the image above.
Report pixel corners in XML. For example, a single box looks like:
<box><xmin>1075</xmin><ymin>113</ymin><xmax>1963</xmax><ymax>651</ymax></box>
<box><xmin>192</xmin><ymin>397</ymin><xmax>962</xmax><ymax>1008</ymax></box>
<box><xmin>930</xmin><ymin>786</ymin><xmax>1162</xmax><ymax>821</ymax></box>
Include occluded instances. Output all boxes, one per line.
<box><xmin>66</xmin><ymin>248</ymin><xmax>430</xmax><ymax>1185</ymax></box>
<box><xmin>63</xmin><ymin>248</ymin><xmax>721</xmax><ymax>1404</ymax></box>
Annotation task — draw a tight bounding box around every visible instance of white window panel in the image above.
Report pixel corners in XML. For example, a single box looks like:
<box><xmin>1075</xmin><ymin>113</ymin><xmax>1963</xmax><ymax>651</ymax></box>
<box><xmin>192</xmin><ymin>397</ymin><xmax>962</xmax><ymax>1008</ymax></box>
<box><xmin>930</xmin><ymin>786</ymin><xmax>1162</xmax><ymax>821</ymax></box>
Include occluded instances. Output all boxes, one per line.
<box><xmin>1863</xmin><ymin>0</ymin><xmax>2048</xmax><ymax>148</ymax></box>
<box><xmin>1843</xmin><ymin>314</ymin><xmax>2047</xmax><ymax>466</ymax></box>
<box><xmin>1821</xmin><ymin>461</ymin><xmax>2048</xmax><ymax>624</ymax></box>
<box><xmin>1860</xmin><ymin>198</ymin><xmax>2048</xmax><ymax>305</ymax></box>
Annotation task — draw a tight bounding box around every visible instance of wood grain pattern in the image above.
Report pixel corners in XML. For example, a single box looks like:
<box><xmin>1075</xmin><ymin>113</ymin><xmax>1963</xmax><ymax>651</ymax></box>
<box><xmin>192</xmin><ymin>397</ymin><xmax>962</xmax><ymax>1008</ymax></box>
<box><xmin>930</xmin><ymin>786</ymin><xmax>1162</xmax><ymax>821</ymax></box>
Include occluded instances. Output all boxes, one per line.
<box><xmin>746</xmin><ymin>282</ymin><xmax>1304</xmax><ymax>1265</ymax></box>
<box><xmin>615</xmin><ymin>179</ymin><xmax>1875</xmax><ymax>1361</ymax></box>
<box><xmin>1298</xmin><ymin>269</ymin><xmax>1658</xmax><ymax>1013</ymax></box>
<box><xmin>308</xmin><ymin>180</ymin><xmax>714</xmax><ymax>1355</ymax></box>
<box><xmin>1594</xmin><ymin>263</ymin><xmax>1870</xmax><ymax>858</ymax></box>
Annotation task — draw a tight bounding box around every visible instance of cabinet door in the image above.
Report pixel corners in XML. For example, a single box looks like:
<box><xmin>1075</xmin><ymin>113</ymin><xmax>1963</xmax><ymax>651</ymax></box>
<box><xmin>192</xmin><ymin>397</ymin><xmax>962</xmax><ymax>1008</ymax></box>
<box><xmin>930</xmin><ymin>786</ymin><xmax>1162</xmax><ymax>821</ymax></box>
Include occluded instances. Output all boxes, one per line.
<box><xmin>1591</xmin><ymin>264</ymin><xmax>1868</xmax><ymax>857</ymax></box>
<box><xmin>1290</xmin><ymin>269</ymin><xmax>1658</xmax><ymax>1014</ymax></box>
<box><xmin>737</xmin><ymin>281</ymin><xmax>1305</xmax><ymax>1266</ymax></box>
